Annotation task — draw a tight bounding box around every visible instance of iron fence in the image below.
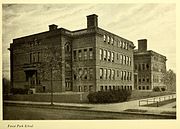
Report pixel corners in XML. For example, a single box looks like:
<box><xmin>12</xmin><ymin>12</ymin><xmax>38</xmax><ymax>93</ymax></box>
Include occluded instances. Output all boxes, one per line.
<box><xmin>139</xmin><ymin>94</ymin><xmax>176</xmax><ymax>107</ymax></box>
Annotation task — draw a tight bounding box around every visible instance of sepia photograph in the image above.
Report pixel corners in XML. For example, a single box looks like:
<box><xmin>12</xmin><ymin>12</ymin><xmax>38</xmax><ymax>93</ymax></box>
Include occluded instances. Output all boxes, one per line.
<box><xmin>1</xmin><ymin>2</ymin><xmax>178</xmax><ymax>128</ymax></box>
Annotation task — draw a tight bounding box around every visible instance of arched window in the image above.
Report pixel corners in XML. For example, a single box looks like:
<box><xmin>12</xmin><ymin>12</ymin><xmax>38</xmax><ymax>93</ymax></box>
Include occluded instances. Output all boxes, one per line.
<box><xmin>65</xmin><ymin>42</ymin><xmax>71</xmax><ymax>52</ymax></box>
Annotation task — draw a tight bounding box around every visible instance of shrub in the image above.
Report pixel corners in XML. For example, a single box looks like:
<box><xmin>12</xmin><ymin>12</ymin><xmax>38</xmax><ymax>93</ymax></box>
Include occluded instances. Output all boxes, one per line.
<box><xmin>153</xmin><ymin>87</ymin><xmax>161</xmax><ymax>92</ymax></box>
<box><xmin>161</xmin><ymin>87</ymin><xmax>166</xmax><ymax>91</ymax></box>
<box><xmin>11</xmin><ymin>88</ymin><xmax>28</xmax><ymax>94</ymax></box>
<box><xmin>87</xmin><ymin>90</ymin><xmax>131</xmax><ymax>103</ymax></box>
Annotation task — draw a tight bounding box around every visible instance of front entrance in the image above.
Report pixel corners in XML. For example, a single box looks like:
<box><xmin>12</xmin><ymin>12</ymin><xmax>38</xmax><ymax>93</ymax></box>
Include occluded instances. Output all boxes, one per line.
<box><xmin>25</xmin><ymin>70</ymin><xmax>41</xmax><ymax>93</ymax></box>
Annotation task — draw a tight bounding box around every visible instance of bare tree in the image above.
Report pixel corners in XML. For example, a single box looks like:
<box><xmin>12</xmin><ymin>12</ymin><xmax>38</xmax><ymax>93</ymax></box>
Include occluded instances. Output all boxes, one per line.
<box><xmin>163</xmin><ymin>69</ymin><xmax>176</xmax><ymax>92</ymax></box>
<box><xmin>38</xmin><ymin>45</ymin><xmax>62</xmax><ymax>105</ymax></box>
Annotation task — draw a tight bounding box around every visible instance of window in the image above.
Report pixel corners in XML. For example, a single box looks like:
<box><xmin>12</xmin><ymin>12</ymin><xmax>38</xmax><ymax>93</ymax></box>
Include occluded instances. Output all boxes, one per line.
<box><xmin>112</xmin><ymin>70</ymin><xmax>115</xmax><ymax>80</ymax></box>
<box><xmin>126</xmin><ymin>56</ymin><xmax>129</xmax><ymax>65</ymax></box>
<box><xmin>30</xmin><ymin>42</ymin><xmax>33</xmax><ymax>47</ymax></box>
<box><xmin>78</xmin><ymin>50</ymin><xmax>82</xmax><ymax>60</ymax></box>
<box><xmin>43</xmin><ymin>86</ymin><xmax>45</xmax><ymax>92</ymax></box>
<box><xmin>127</xmin><ymin>72</ymin><xmax>129</xmax><ymax>80</ymax></box>
<box><xmin>37</xmin><ymin>77</ymin><xmax>41</xmax><ymax>85</ymax></box>
<box><xmin>117</xmin><ymin>70</ymin><xmax>119</xmax><ymax>77</ymax></box>
<box><xmin>37</xmin><ymin>52</ymin><xmax>40</xmax><ymax>62</ymax></box>
<box><xmin>113</xmin><ymin>86</ymin><xmax>115</xmax><ymax>90</ymax></box>
<box><xmin>89</xmin><ymin>85</ymin><xmax>93</xmax><ymax>92</ymax></box>
<box><xmin>111</xmin><ymin>52</ymin><xmax>114</xmax><ymax>62</ymax></box>
<box><xmin>142</xmin><ymin>64</ymin><xmax>145</xmax><ymax>70</ymax></box>
<box><xmin>146</xmin><ymin>64</ymin><xmax>149</xmax><ymax>70</ymax></box>
<box><xmin>73</xmin><ymin>50</ymin><xmax>77</xmax><ymax>60</ymax></box>
<box><xmin>147</xmin><ymin>78</ymin><xmax>149</xmax><ymax>82</ymax></box>
<box><xmin>123</xmin><ymin>55</ymin><xmax>126</xmax><ymax>65</ymax></box>
<box><xmin>147</xmin><ymin>86</ymin><xmax>149</xmax><ymax>90</ymax></box>
<box><xmin>139</xmin><ymin>64</ymin><xmax>141</xmax><ymax>70</ymax></box>
<box><xmin>129</xmin><ymin>57</ymin><xmax>131</xmax><ymax>66</ymax></box>
<box><xmin>108</xmin><ymin>69</ymin><xmax>111</xmax><ymax>79</ymax></box>
<box><xmin>89</xmin><ymin>68</ymin><xmax>93</xmax><ymax>80</ymax></box>
<box><xmin>74</xmin><ymin>74</ymin><xmax>77</xmax><ymax>80</ymax></box>
<box><xmin>100</xmin><ymin>86</ymin><xmax>103</xmax><ymax>91</ymax></box>
<box><xmin>84</xmin><ymin>86</ymin><xmax>88</xmax><ymax>92</ymax></box>
<box><xmin>143</xmin><ymin>78</ymin><xmax>145</xmax><ymax>82</ymax></box>
<box><xmin>79</xmin><ymin>68</ymin><xmax>83</xmax><ymax>80</ymax></box>
<box><xmin>100</xmin><ymin>68</ymin><xmax>103</xmax><ymax>79</ymax></box>
<box><xmin>108</xmin><ymin>51</ymin><xmax>111</xmax><ymax>61</ymax></box>
<box><xmin>143</xmin><ymin>86</ymin><xmax>145</xmax><ymax>90</ymax></box>
<box><xmin>30</xmin><ymin>53</ymin><xmax>32</xmax><ymax>63</ymax></box>
<box><xmin>111</xmin><ymin>37</ymin><xmax>114</xmax><ymax>45</ymax></box>
<box><xmin>126</xmin><ymin>43</ymin><xmax>128</xmax><ymax>50</ymax></box>
<box><xmin>118</xmin><ymin>41</ymin><xmax>120</xmax><ymax>47</ymax></box>
<box><xmin>120</xmin><ymin>54</ymin><xmax>123</xmax><ymax>64</ymax></box>
<box><xmin>139</xmin><ymin>78</ymin><xmax>141</xmax><ymax>83</ymax></box>
<box><xmin>79</xmin><ymin>86</ymin><xmax>82</xmax><ymax>92</ymax></box>
<box><xmin>66</xmin><ymin>44</ymin><xmax>70</xmax><ymax>52</ymax></box>
<box><xmin>130</xmin><ymin>86</ymin><xmax>132</xmax><ymax>90</ymax></box>
<box><xmin>34</xmin><ymin>38</ymin><xmax>38</xmax><ymax>45</ymax></box>
<box><xmin>123</xmin><ymin>42</ymin><xmax>126</xmax><ymax>49</ymax></box>
<box><xmin>104</xmin><ymin>69</ymin><xmax>107</xmax><ymax>79</ymax></box>
<box><xmin>121</xmin><ymin>71</ymin><xmax>123</xmax><ymax>80</ymax></box>
<box><xmin>103</xmin><ymin>35</ymin><xmax>106</xmax><ymax>42</ymax></box>
<box><xmin>107</xmin><ymin>36</ymin><xmax>110</xmax><ymax>43</ymax></box>
<box><xmin>117</xmin><ymin>53</ymin><xmax>119</xmax><ymax>60</ymax></box>
<box><xmin>109</xmin><ymin>86</ymin><xmax>112</xmax><ymax>90</ymax></box>
<box><xmin>84</xmin><ymin>49</ymin><xmax>87</xmax><ymax>60</ymax></box>
<box><xmin>130</xmin><ymin>72</ymin><xmax>132</xmax><ymax>81</ymax></box>
<box><xmin>139</xmin><ymin>86</ymin><xmax>141</xmax><ymax>90</ymax></box>
<box><xmin>120</xmin><ymin>41</ymin><xmax>123</xmax><ymax>48</ymax></box>
<box><xmin>84</xmin><ymin>68</ymin><xmax>88</xmax><ymax>79</ymax></box>
<box><xmin>124</xmin><ymin>71</ymin><xmax>126</xmax><ymax>80</ymax></box>
<box><xmin>135</xmin><ymin>64</ymin><xmax>138</xmax><ymax>70</ymax></box>
<box><xmin>104</xmin><ymin>50</ymin><xmax>107</xmax><ymax>61</ymax></box>
<box><xmin>33</xmin><ymin>53</ymin><xmax>36</xmax><ymax>62</ymax></box>
<box><xmin>100</xmin><ymin>49</ymin><xmax>103</xmax><ymax>60</ymax></box>
<box><xmin>121</xmin><ymin>85</ymin><xmax>123</xmax><ymax>90</ymax></box>
<box><xmin>105</xmin><ymin>86</ymin><xmax>108</xmax><ymax>91</ymax></box>
<box><xmin>89</xmin><ymin>48</ymin><xmax>93</xmax><ymax>59</ymax></box>
<box><xmin>124</xmin><ymin>42</ymin><xmax>127</xmax><ymax>49</ymax></box>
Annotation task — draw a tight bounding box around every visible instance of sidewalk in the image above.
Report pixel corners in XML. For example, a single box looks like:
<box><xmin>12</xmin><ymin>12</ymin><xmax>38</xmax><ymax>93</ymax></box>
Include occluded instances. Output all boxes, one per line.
<box><xmin>4</xmin><ymin>94</ymin><xmax>176</xmax><ymax>117</ymax></box>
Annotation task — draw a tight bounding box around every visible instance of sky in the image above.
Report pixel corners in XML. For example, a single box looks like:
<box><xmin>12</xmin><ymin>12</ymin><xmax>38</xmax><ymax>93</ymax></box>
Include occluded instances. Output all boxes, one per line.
<box><xmin>2</xmin><ymin>4</ymin><xmax>176</xmax><ymax>79</ymax></box>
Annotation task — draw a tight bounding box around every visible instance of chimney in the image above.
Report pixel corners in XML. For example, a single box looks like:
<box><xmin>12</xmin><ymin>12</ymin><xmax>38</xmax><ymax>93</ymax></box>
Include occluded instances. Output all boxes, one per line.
<box><xmin>138</xmin><ymin>39</ymin><xmax>147</xmax><ymax>52</ymax></box>
<box><xmin>49</xmin><ymin>24</ymin><xmax>58</xmax><ymax>31</ymax></box>
<box><xmin>87</xmin><ymin>14</ymin><xmax>98</xmax><ymax>29</ymax></box>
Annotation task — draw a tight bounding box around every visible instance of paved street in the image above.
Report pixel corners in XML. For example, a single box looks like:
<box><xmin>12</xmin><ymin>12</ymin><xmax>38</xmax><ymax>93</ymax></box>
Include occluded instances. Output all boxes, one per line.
<box><xmin>3</xmin><ymin>94</ymin><xmax>176</xmax><ymax>120</ymax></box>
<box><xmin>3</xmin><ymin>104</ymin><xmax>174</xmax><ymax>120</ymax></box>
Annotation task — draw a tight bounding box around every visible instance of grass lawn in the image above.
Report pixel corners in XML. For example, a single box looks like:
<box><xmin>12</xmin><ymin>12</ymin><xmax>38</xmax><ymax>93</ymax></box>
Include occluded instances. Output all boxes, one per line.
<box><xmin>128</xmin><ymin>91</ymin><xmax>175</xmax><ymax>101</ymax></box>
